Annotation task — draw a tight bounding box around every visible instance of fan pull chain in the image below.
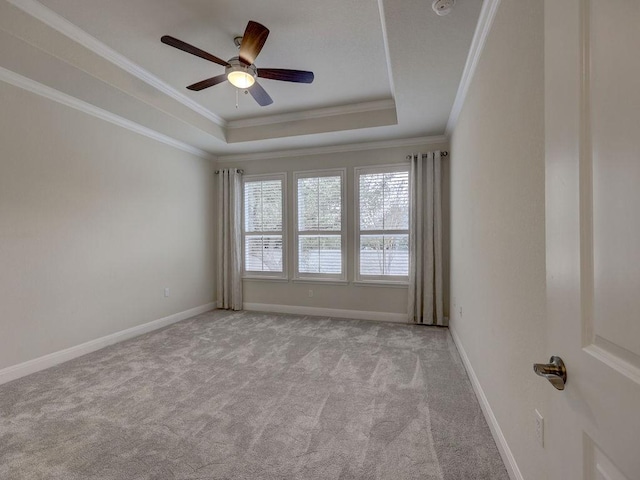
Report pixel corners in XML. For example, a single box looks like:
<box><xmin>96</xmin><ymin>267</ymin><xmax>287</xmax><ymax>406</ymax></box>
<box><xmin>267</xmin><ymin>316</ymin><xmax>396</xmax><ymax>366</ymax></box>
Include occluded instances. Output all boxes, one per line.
<box><xmin>235</xmin><ymin>89</ymin><xmax>239</xmax><ymax>109</ymax></box>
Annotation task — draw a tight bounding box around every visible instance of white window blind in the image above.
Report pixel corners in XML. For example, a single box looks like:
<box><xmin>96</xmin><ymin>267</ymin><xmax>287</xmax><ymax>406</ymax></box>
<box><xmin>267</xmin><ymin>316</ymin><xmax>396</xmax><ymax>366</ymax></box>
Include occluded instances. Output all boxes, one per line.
<box><xmin>243</xmin><ymin>175</ymin><xmax>285</xmax><ymax>276</ymax></box>
<box><xmin>295</xmin><ymin>171</ymin><xmax>345</xmax><ymax>278</ymax></box>
<box><xmin>357</xmin><ymin>167</ymin><xmax>410</xmax><ymax>280</ymax></box>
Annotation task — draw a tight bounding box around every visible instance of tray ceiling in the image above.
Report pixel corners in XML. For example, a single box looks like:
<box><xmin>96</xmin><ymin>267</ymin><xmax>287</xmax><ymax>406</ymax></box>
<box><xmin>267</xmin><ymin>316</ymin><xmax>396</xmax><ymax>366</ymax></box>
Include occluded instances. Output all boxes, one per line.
<box><xmin>0</xmin><ymin>0</ymin><xmax>483</xmax><ymax>156</ymax></box>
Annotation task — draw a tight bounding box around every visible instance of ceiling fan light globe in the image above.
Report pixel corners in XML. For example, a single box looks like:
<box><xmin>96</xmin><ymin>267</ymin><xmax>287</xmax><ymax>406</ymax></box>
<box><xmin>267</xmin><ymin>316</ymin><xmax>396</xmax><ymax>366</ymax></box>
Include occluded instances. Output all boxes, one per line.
<box><xmin>228</xmin><ymin>70</ymin><xmax>255</xmax><ymax>89</ymax></box>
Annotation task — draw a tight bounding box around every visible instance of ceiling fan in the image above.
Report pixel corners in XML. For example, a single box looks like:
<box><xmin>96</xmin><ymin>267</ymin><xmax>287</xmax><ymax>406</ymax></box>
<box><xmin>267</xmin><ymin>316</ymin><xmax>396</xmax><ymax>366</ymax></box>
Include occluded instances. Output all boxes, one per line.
<box><xmin>161</xmin><ymin>21</ymin><xmax>314</xmax><ymax>106</ymax></box>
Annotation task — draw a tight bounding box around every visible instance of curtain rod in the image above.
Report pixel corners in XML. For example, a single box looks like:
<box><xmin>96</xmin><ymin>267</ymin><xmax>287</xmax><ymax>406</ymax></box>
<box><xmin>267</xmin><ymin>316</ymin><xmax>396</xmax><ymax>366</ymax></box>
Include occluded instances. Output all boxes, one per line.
<box><xmin>216</xmin><ymin>152</ymin><xmax>449</xmax><ymax>172</ymax></box>
<box><xmin>406</xmin><ymin>151</ymin><xmax>448</xmax><ymax>160</ymax></box>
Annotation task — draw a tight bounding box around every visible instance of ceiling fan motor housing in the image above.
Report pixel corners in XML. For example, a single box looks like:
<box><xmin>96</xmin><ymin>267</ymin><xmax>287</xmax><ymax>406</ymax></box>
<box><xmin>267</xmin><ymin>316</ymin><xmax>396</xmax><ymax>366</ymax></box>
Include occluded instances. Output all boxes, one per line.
<box><xmin>226</xmin><ymin>57</ymin><xmax>257</xmax><ymax>75</ymax></box>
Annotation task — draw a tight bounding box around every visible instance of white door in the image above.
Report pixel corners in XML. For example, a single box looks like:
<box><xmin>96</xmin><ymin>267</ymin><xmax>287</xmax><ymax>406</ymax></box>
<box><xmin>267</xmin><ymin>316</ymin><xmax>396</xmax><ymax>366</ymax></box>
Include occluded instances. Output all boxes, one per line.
<box><xmin>544</xmin><ymin>0</ymin><xmax>640</xmax><ymax>479</ymax></box>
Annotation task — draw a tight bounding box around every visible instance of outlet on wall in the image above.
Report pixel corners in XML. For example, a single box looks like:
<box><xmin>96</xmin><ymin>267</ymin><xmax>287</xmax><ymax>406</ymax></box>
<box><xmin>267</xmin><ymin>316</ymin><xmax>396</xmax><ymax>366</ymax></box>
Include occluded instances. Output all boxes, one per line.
<box><xmin>534</xmin><ymin>409</ymin><xmax>544</xmax><ymax>447</ymax></box>
<box><xmin>308</xmin><ymin>289</ymin><xmax>314</xmax><ymax>298</ymax></box>
<box><xmin>164</xmin><ymin>287</ymin><xmax>170</xmax><ymax>298</ymax></box>
<box><xmin>459</xmin><ymin>306</ymin><xmax>463</xmax><ymax>317</ymax></box>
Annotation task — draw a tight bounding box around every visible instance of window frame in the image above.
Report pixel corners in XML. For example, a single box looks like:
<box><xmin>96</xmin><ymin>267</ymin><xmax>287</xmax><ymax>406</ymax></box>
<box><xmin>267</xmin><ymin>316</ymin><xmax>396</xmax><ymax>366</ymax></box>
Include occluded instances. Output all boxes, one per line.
<box><xmin>293</xmin><ymin>168</ymin><xmax>347</xmax><ymax>282</ymax></box>
<box><xmin>241</xmin><ymin>173</ymin><xmax>288</xmax><ymax>280</ymax></box>
<box><xmin>354</xmin><ymin>164</ymin><xmax>410</xmax><ymax>285</ymax></box>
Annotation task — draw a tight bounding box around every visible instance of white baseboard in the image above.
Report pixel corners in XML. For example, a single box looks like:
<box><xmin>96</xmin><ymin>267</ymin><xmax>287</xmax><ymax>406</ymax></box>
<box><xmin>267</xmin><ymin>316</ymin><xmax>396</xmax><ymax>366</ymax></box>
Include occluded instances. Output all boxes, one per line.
<box><xmin>449</xmin><ymin>326</ymin><xmax>524</xmax><ymax>480</ymax></box>
<box><xmin>0</xmin><ymin>302</ymin><xmax>216</xmax><ymax>386</ymax></box>
<box><xmin>243</xmin><ymin>302</ymin><xmax>408</xmax><ymax>324</ymax></box>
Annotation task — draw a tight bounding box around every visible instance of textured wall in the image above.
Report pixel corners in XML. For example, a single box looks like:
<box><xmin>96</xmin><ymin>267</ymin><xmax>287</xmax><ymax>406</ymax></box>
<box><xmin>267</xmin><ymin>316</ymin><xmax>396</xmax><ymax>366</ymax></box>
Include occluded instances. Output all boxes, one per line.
<box><xmin>0</xmin><ymin>82</ymin><xmax>216</xmax><ymax>370</ymax></box>
<box><xmin>218</xmin><ymin>142</ymin><xmax>450</xmax><ymax>318</ymax></box>
<box><xmin>449</xmin><ymin>1</ymin><xmax>547</xmax><ymax>479</ymax></box>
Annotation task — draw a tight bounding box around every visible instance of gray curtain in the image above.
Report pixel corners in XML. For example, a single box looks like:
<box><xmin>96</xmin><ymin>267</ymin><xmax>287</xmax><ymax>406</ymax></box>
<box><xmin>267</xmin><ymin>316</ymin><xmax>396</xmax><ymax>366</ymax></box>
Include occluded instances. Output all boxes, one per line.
<box><xmin>217</xmin><ymin>168</ymin><xmax>243</xmax><ymax>310</ymax></box>
<box><xmin>408</xmin><ymin>151</ymin><xmax>444</xmax><ymax>325</ymax></box>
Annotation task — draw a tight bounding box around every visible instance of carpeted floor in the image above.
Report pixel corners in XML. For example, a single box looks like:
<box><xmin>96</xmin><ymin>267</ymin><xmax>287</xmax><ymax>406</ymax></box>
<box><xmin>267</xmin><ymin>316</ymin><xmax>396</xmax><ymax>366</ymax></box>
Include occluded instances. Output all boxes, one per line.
<box><xmin>0</xmin><ymin>310</ymin><xmax>508</xmax><ymax>480</ymax></box>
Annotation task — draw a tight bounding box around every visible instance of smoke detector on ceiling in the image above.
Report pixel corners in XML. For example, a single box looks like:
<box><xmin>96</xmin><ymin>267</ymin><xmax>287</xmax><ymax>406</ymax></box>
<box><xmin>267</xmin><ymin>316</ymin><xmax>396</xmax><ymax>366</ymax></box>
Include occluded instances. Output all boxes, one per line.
<box><xmin>432</xmin><ymin>0</ymin><xmax>455</xmax><ymax>16</ymax></box>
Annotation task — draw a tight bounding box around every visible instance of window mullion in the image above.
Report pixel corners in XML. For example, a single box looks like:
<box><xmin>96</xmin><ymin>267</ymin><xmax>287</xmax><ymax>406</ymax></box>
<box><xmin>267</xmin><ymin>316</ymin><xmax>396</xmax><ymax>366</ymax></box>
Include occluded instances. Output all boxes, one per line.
<box><xmin>359</xmin><ymin>229</ymin><xmax>408</xmax><ymax>235</ymax></box>
<box><xmin>298</xmin><ymin>230</ymin><xmax>342</xmax><ymax>235</ymax></box>
<box><xmin>246</xmin><ymin>231</ymin><xmax>282</xmax><ymax>236</ymax></box>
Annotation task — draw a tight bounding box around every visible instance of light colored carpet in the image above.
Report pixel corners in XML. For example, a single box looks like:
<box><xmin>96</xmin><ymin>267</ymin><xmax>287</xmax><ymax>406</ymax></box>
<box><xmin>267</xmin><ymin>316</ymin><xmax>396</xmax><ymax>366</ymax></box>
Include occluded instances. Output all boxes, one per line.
<box><xmin>0</xmin><ymin>310</ymin><xmax>508</xmax><ymax>480</ymax></box>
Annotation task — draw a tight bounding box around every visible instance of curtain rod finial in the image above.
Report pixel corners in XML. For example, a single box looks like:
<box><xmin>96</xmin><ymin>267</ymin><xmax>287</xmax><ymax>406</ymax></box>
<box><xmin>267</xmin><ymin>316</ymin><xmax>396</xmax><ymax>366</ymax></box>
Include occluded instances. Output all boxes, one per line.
<box><xmin>406</xmin><ymin>151</ymin><xmax>448</xmax><ymax>160</ymax></box>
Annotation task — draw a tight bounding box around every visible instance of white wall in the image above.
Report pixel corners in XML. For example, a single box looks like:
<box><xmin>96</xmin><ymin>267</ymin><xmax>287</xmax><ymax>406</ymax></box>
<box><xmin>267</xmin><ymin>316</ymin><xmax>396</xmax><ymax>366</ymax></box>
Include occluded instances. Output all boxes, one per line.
<box><xmin>0</xmin><ymin>81</ymin><xmax>216</xmax><ymax>371</ymax></box>
<box><xmin>449</xmin><ymin>2</ymin><xmax>547</xmax><ymax>480</ymax></box>
<box><xmin>218</xmin><ymin>141</ymin><xmax>450</xmax><ymax>319</ymax></box>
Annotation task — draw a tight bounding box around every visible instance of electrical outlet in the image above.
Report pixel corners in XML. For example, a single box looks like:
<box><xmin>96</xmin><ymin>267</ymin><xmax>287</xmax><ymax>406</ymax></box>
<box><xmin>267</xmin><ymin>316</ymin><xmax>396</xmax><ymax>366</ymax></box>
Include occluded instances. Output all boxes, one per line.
<box><xmin>164</xmin><ymin>287</ymin><xmax>170</xmax><ymax>298</ymax></box>
<box><xmin>308</xmin><ymin>289</ymin><xmax>313</xmax><ymax>298</ymax></box>
<box><xmin>459</xmin><ymin>306</ymin><xmax>463</xmax><ymax>317</ymax></box>
<box><xmin>534</xmin><ymin>409</ymin><xmax>544</xmax><ymax>447</ymax></box>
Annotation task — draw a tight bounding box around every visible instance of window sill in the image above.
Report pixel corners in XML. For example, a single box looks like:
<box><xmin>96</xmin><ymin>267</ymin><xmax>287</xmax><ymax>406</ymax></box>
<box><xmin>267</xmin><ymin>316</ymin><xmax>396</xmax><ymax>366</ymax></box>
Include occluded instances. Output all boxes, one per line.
<box><xmin>243</xmin><ymin>276</ymin><xmax>289</xmax><ymax>282</ymax></box>
<box><xmin>292</xmin><ymin>278</ymin><xmax>349</xmax><ymax>286</ymax></box>
<box><xmin>353</xmin><ymin>280</ymin><xmax>409</xmax><ymax>288</ymax></box>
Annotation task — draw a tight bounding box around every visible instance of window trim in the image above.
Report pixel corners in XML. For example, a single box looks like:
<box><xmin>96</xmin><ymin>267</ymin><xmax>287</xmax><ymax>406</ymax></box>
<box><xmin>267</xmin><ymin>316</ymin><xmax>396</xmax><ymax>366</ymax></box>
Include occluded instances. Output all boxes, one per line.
<box><xmin>293</xmin><ymin>168</ymin><xmax>347</xmax><ymax>281</ymax></box>
<box><xmin>242</xmin><ymin>173</ymin><xmax>288</xmax><ymax>280</ymax></box>
<box><xmin>354</xmin><ymin>164</ymin><xmax>410</xmax><ymax>284</ymax></box>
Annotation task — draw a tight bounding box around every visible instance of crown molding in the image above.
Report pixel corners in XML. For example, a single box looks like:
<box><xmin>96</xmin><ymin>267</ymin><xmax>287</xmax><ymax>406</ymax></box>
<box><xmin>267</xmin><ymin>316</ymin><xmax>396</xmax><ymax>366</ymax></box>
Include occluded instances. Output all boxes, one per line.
<box><xmin>376</xmin><ymin>0</ymin><xmax>396</xmax><ymax>101</ymax></box>
<box><xmin>445</xmin><ymin>0</ymin><xmax>501</xmax><ymax>135</ymax></box>
<box><xmin>227</xmin><ymin>99</ymin><xmax>396</xmax><ymax>129</ymax></box>
<box><xmin>6</xmin><ymin>0</ymin><xmax>226</xmax><ymax>128</ymax></box>
<box><xmin>0</xmin><ymin>67</ymin><xmax>214</xmax><ymax>160</ymax></box>
<box><xmin>217</xmin><ymin>135</ymin><xmax>448</xmax><ymax>163</ymax></box>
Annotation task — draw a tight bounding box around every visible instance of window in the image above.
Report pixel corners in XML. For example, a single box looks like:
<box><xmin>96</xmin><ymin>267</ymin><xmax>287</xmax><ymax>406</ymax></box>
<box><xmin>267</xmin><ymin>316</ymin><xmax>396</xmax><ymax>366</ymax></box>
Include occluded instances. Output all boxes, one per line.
<box><xmin>294</xmin><ymin>169</ymin><xmax>346</xmax><ymax>280</ymax></box>
<box><xmin>356</xmin><ymin>166</ymin><xmax>410</xmax><ymax>282</ymax></box>
<box><xmin>243</xmin><ymin>174</ymin><xmax>286</xmax><ymax>278</ymax></box>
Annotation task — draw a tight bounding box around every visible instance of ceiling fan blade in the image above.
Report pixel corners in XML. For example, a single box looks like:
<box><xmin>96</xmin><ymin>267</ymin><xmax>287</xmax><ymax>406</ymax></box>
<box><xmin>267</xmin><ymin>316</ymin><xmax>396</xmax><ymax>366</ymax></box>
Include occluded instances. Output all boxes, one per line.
<box><xmin>258</xmin><ymin>68</ymin><xmax>314</xmax><ymax>84</ymax></box>
<box><xmin>161</xmin><ymin>35</ymin><xmax>230</xmax><ymax>67</ymax></box>
<box><xmin>187</xmin><ymin>74</ymin><xmax>228</xmax><ymax>91</ymax></box>
<box><xmin>248</xmin><ymin>81</ymin><xmax>273</xmax><ymax>106</ymax></box>
<box><xmin>239</xmin><ymin>21</ymin><xmax>269</xmax><ymax>65</ymax></box>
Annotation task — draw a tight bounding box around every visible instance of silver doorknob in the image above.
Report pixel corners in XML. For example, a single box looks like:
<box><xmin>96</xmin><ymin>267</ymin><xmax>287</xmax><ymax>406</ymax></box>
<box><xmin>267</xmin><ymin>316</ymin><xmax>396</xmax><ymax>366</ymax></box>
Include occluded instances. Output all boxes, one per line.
<box><xmin>533</xmin><ymin>356</ymin><xmax>567</xmax><ymax>390</ymax></box>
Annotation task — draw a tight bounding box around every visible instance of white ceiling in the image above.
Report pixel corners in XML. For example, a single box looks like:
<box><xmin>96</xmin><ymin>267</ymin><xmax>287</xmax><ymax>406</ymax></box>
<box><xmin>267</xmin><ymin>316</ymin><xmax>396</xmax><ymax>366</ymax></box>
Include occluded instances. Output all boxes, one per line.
<box><xmin>39</xmin><ymin>0</ymin><xmax>394</xmax><ymax>121</ymax></box>
<box><xmin>0</xmin><ymin>0</ymin><xmax>483</xmax><ymax>157</ymax></box>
